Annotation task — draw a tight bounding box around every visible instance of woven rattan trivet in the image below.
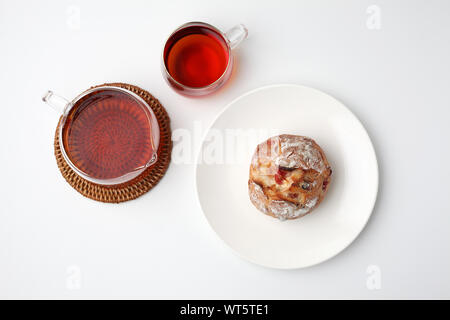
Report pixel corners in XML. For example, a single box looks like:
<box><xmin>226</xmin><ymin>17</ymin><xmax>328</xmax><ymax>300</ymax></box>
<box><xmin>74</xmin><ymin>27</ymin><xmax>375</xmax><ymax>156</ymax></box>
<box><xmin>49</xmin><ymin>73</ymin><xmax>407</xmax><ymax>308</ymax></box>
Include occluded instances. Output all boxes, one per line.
<box><xmin>54</xmin><ymin>83</ymin><xmax>172</xmax><ymax>203</ymax></box>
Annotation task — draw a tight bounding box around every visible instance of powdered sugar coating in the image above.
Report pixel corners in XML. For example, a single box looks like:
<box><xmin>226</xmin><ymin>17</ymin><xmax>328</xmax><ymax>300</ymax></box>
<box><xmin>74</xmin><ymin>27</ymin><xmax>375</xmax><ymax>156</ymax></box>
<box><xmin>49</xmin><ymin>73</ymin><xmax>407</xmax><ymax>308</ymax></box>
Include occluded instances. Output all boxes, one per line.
<box><xmin>249</xmin><ymin>181</ymin><xmax>267</xmax><ymax>214</ymax></box>
<box><xmin>275</xmin><ymin>135</ymin><xmax>326</xmax><ymax>173</ymax></box>
<box><xmin>268</xmin><ymin>197</ymin><xmax>318</xmax><ymax>221</ymax></box>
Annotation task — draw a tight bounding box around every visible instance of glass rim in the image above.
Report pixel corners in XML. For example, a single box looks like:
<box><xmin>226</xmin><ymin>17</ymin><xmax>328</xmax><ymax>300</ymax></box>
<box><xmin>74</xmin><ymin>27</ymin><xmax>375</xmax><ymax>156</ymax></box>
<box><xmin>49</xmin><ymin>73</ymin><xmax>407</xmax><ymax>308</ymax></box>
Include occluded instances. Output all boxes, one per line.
<box><xmin>161</xmin><ymin>21</ymin><xmax>233</xmax><ymax>91</ymax></box>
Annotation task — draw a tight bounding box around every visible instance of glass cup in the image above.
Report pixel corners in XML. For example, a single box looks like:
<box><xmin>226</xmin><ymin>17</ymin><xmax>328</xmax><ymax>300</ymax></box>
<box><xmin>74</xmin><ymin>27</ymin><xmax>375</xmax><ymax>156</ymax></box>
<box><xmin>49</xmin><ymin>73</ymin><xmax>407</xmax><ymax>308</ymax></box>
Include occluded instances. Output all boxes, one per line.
<box><xmin>162</xmin><ymin>22</ymin><xmax>248</xmax><ymax>96</ymax></box>
<box><xmin>42</xmin><ymin>85</ymin><xmax>160</xmax><ymax>186</ymax></box>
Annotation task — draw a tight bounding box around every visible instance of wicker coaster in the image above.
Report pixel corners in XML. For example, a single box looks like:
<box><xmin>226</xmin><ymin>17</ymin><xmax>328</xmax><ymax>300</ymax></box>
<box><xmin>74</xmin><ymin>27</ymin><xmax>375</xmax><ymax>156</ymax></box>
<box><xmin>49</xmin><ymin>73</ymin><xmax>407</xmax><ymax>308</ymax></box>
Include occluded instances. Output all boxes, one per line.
<box><xmin>54</xmin><ymin>83</ymin><xmax>172</xmax><ymax>203</ymax></box>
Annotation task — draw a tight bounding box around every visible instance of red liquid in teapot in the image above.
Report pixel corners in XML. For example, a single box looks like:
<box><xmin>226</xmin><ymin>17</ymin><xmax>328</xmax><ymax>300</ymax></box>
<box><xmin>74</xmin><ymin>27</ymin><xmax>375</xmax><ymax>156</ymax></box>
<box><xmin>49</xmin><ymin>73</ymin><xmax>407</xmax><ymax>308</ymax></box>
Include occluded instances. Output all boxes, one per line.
<box><xmin>62</xmin><ymin>90</ymin><xmax>154</xmax><ymax>180</ymax></box>
<box><xmin>164</xmin><ymin>25</ymin><xmax>229</xmax><ymax>88</ymax></box>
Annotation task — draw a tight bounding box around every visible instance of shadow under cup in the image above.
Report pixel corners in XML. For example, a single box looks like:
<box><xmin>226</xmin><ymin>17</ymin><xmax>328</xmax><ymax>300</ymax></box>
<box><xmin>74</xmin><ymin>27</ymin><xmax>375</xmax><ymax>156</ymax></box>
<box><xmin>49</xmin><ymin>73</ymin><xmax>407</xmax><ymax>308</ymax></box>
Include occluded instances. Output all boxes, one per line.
<box><xmin>60</xmin><ymin>87</ymin><xmax>159</xmax><ymax>185</ymax></box>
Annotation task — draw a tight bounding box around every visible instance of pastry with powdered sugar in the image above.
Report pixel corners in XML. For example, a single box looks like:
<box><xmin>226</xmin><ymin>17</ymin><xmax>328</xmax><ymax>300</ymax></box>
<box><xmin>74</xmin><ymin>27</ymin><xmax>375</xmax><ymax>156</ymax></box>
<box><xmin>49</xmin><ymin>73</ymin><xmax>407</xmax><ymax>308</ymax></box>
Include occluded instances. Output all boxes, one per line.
<box><xmin>248</xmin><ymin>134</ymin><xmax>332</xmax><ymax>220</ymax></box>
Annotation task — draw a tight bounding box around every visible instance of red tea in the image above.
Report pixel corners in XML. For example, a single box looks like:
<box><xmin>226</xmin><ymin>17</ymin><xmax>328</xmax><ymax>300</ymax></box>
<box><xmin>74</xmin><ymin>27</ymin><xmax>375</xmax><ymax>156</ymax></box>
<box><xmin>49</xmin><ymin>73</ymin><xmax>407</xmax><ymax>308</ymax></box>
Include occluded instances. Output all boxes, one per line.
<box><xmin>62</xmin><ymin>89</ymin><xmax>154</xmax><ymax>180</ymax></box>
<box><xmin>164</xmin><ymin>25</ymin><xmax>229</xmax><ymax>88</ymax></box>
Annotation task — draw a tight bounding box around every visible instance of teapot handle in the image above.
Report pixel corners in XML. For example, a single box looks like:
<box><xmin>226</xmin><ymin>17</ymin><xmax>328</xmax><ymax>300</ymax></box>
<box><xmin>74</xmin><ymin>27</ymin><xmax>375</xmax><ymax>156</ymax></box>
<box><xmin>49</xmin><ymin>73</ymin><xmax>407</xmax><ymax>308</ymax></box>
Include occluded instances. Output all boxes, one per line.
<box><xmin>42</xmin><ymin>90</ymin><xmax>70</xmax><ymax>114</ymax></box>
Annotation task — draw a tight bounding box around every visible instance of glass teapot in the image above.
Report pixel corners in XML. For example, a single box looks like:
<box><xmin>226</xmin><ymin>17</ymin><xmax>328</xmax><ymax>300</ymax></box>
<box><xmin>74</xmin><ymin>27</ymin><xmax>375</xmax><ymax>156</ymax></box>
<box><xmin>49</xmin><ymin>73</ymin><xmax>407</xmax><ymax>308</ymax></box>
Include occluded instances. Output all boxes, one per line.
<box><xmin>43</xmin><ymin>85</ymin><xmax>160</xmax><ymax>186</ymax></box>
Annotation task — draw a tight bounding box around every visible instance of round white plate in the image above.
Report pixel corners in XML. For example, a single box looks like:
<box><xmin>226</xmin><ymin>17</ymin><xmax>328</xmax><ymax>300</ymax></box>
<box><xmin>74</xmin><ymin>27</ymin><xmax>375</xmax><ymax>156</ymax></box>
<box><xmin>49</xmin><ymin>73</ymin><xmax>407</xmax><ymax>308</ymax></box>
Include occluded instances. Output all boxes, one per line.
<box><xmin>195</xmin><ymin>84</ymin><xmax>378</xmax><ymax>269</ymax></box>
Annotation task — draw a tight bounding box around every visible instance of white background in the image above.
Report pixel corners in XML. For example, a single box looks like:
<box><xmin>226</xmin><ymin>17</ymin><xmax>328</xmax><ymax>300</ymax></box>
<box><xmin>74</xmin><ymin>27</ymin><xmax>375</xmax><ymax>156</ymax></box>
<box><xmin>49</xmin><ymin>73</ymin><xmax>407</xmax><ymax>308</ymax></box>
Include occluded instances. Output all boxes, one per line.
<box><xmin>1</xmin><ymin>0</ymin><xmax>449</xmax><ymax>299</ymax></box>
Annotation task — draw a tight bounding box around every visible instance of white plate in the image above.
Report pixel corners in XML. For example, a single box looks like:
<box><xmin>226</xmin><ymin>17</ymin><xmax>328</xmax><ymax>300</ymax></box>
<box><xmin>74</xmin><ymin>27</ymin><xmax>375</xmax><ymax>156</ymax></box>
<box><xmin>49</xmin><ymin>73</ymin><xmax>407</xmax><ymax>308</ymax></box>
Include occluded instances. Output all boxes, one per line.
<box><xmin>195</xmin><ymin>84</ymin><xmax>378</xmax><ymax>269</ymax></box>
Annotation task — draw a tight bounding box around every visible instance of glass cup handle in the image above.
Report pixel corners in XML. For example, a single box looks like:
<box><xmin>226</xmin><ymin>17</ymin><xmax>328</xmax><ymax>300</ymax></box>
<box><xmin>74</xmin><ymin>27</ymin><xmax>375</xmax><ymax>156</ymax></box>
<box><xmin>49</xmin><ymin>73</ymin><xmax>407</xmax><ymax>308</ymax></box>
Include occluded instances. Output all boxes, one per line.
<box><xmin>42</xmin><ymin>90</ymin><xmax>70</xmax><ymax>114</ymax></box>
<box><xmin>225</xmin><ymin>24</ymin><xmax>248</xmax><ymax>49</ymax></box>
